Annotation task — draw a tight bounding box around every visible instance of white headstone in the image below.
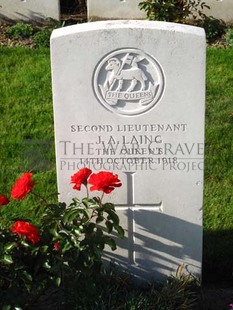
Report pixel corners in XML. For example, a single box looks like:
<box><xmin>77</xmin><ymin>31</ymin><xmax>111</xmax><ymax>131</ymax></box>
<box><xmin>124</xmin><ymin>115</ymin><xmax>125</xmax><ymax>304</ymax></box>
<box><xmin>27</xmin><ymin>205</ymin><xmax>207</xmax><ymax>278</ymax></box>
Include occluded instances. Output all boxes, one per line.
<box><xmin>202</xmin><ymin>0</ymin><xmax>233</xmax><ymax>24</ymax></box>
<box><xmin>0</xmin><ymin>0</ymin><xmax>60</xmax><ymax>22</ymax></box>
<box><xmin>87</xmin><ymin>0</ymin><xmax>146</xmax><ymax>21</ymax></box>
<box><xmin>51</xmin><ymin>20</ymin><xmax>205</xmax><ymax>282</ymax></box>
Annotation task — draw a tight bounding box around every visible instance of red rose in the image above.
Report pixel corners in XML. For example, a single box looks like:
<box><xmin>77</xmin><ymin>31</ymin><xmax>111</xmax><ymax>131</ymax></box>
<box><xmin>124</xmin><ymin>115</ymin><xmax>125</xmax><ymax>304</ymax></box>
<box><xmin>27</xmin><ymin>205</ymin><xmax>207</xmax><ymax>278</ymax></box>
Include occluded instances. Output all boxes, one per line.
<box><xmin>53</xmin><ymin>241</ymin><xmax>59</xmax><ymax>251</ymax></box>
<box><xmin>10</xmin><ymin>221</ymin><xmax>40</xmax><ymax>244</ymax></box>
<box><xmin>0</xmin><ymin>195</ymin><xmax>10</xmax><ymax>206</ymax></box>
<box><xmin>88</xmin><ymin>171</ymin><xmax>122</xmax><ymax>194</ymax></box>
<box><xmin>71</xmin><ymin>168</ymin><xmax>92</xmax><ymax>190</ymax></box>
<box><xmin>11</xmin><ymin>173</ymin><xmax>36</xmax><ymax>200</ymax></box>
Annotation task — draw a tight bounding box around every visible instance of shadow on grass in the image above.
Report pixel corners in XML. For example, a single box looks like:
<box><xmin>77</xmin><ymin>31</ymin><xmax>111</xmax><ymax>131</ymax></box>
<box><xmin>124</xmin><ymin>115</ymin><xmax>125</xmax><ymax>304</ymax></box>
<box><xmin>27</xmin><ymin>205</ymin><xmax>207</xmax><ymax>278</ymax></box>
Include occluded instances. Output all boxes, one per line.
<box><xmin>203</xmin><ymin>229</ymin><xmax>233</xmax><ymax>285</ymax></box>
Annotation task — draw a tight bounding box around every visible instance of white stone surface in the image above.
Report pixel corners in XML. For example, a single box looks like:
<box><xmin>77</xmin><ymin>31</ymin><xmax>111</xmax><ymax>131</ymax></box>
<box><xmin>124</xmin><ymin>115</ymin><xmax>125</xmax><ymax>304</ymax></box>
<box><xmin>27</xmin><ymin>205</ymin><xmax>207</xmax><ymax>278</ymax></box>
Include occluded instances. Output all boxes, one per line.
<box><xmin>0</xmin><ymin>0</ymin><xmax>60</xmax><ymax>22</ymax></box>
<box><xmin>87</xmin><ymin>0</ymin><xmax>146</xmax><ymax>20</ymax></box>
<box><xmin>203</xmin><ymin>0</ymin><xmax>233</xmax><ymax>23</ymax></box>
<box><xmin>51</xmin><ymin>20</ymin><xmax>205</xmax><ymax>282</ymax></box>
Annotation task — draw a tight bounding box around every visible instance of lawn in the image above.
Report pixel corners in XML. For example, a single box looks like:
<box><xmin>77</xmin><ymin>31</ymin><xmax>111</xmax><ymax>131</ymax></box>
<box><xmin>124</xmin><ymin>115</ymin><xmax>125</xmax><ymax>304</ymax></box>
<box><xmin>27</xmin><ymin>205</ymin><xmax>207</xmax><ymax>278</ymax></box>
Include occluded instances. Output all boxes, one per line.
<box><xmin>203</xmin><ymin>48</ymin><xmax>233</xmax><ymax>284</ymax></box>
<box><xmin>0</xmin><ymin>47</ymin><xmax>56</xmax><ymax>225</ymax></box>
<box><xmin>0</xmin><ymin>45</ymin><xmax>232</xmax><ymax>307</ymax></box>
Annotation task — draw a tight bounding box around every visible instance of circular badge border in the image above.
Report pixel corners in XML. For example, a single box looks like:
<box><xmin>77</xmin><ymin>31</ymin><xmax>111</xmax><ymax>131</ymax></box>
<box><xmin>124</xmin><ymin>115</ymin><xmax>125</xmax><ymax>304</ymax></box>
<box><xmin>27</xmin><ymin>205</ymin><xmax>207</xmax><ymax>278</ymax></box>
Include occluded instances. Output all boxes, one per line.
<box><xmin>93</xmin><ymin>48</ymin><xmax>165</xmax><ymax>117</ymax></box>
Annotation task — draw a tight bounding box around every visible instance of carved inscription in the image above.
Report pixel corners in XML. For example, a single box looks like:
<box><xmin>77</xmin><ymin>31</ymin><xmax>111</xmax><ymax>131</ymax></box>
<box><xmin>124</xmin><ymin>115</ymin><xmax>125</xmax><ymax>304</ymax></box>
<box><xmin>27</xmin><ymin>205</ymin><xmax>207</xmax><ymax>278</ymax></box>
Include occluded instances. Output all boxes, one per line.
<box><xmin>58</xmin><ymin>122</ymin><xmax>204</xmax><ymax>173</ymax></box>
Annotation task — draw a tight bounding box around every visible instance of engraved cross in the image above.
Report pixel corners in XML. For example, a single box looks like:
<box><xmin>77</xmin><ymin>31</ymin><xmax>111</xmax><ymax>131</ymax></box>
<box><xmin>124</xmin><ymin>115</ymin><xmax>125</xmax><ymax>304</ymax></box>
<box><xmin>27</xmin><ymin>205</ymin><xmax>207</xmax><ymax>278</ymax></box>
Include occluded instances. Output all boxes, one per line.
<box><xmin>116</xmin><ymin>172</ymin><xmax>163</xmax><ymax>265</ymax></box>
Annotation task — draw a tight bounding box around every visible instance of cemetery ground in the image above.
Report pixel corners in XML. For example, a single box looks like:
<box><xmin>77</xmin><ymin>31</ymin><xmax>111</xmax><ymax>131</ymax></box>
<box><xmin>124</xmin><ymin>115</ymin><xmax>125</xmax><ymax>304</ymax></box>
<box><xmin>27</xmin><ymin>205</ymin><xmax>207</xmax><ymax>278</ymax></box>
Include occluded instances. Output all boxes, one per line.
<box><xmin>0</xmin><ymin>30</ymin><xmax>233</xmax><ymax>309</ymax></box>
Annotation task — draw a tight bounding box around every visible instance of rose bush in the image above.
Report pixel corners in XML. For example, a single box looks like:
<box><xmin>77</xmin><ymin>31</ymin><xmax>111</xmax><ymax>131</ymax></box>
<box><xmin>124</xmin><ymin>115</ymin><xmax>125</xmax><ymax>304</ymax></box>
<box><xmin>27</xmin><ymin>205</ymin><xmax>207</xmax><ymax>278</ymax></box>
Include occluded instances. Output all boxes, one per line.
<box><xmin>0</xmin><ymin>169</ymin><xmax>124</xmax><ymax>309</ymax></box>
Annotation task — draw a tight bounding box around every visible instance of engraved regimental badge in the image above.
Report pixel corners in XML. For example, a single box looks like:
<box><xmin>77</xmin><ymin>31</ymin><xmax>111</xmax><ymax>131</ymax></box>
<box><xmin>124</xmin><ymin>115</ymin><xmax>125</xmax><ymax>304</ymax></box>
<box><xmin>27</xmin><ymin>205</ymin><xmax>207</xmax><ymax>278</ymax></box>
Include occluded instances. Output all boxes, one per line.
<box><xmin>93</xmin><ymin>48</ymin><xmax>165</xmax><ymax>116</ymax></box>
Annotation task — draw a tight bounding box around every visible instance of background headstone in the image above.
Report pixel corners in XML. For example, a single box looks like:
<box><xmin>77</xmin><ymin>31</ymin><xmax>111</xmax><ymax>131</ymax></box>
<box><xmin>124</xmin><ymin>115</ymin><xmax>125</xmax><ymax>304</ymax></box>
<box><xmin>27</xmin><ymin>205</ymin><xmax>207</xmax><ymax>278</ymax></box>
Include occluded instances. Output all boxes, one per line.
<box><xmin>0</xmin><ymin>0</ymin><xmax>60</xmax><ymax>22</ymax></box>
<box><xmin>202</xmin><ymin>0</ymin><xmax>233</xmax><ymax>24</ymax></box>
<box><xmin>87</xmin><ymin>0</ymin><xmax>146</xmax><ymax>21</ymax></box>
<box><xmin>51</xmin><ymin>20</ymin><xmax>205</xmax><ymax>282</ymax></box>
<box><xmin>87</xmin><ymin>0</ymin><xmax>233</xmax><ymax>23</ymax></box>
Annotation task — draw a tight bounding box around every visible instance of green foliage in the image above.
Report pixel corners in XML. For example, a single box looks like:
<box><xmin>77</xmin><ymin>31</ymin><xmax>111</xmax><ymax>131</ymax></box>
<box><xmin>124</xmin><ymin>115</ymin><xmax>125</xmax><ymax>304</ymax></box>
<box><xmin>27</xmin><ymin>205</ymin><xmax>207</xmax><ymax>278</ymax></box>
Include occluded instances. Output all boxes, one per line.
<box><xmin>32</xmin><ymin>21</ymin><xmax>65</xmax><ymax>48</ymax></box>
<box><xmin>196</xmin><ymin>17</ymin><xmax>226</xmax><ymax>43</ymax></box>
<box><xmin>138</xmin><ymin>0</ymin><xmax>210</xmax><ymax>23</ymax></box>
<box><xmin>6</xmin><ymin>22</ymin><xmax>34</xmax><ymax>39</ymax></box>
<box><xmin>32</xmin><ymin>28</ymin><xmax>53</xmax><ymax>48</ymax></box>
<box><xmin>226</xmin><ymin>28</ymin><xmax>233</xmax><ymax>47</ymax></box>
<box><xmin>152</xmin><ymin>265</ymin><xmax>199</xmax><ymax>309</ymax></box>
<box><xmin>0</xmin><ymin>173</ymin><xmax>124</xmax><ymax>308</ymax></box>
<box><xmin>138</xmin><ymin>1</ymin><xmax>227</xmax><ymax>48</ymax></box>
<box><xmin>5</xmin><ymin>21</ymin><xmax>65</xmax><ymax>48</ymax></box>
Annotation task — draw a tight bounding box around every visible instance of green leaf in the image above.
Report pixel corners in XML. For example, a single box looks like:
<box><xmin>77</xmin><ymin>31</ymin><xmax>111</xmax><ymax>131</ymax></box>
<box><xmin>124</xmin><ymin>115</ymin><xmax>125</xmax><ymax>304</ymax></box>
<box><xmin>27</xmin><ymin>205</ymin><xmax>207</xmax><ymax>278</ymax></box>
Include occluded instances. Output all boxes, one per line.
<box><xmin>21</xmin><ymin>240</ymin><xmax>30</xmax><ymax>247</ymax></box>
<box><xmin>93</xmin><ymin>196</ymin><xmax>101</xmax><ymax>204</ymax></box>
<box><xmin>40</xmin><ymin>245</ymin><xmax>49</xmax><ymax>253</ymax></box>
<box><xmin>83</xmin><ymin>208</ymin><xmax>90</xmax><ymax>220</ymax></box>
<box><xmin>63</xmin><ymin>209</ymin><xmax>73</xmax><ymax>223</ymax></box>
<box><xmin>62</xmin><ymin>242</ymin><xmax>72</xmax><ymax>253</ymax></box>
<box><xmin>72</xmin><ymin>197</ymin><xmax>81</xmax><ymax>204</ymax></box>
<box><xmin>105</xmin><ymin>209</ymin><xmax>120</xmax><ymax>225</ymax></box>
<box><xmin>4</xmin><ymin>242</ymin><xmax>16</xmax><ymax>251</ymax></box>
<box><xmin>50</xmin><ymin>227</ymin><xmax>60</xmax><ymax>238</ymax></box>
<box><xmin>22</xmin><ymin>270</ymin><xmax>32</xmax><ymax>282</ymax></box>
<box><xmin>74</xmin><ymin>228</ymin><xmax>82</xmax><ymax>237</ymax></box>
<box><xmin>43</xmin><ymin>261</ymin><xmax>51</xmax><ymax>270</ymax></box>
<box><xmin>93</xmin><ymin>247</ymin><xmax>103</xmax><ymax>259</ymax></box>
<box><xmin>2</xmin><ymin>254</ymin><xmax>13</xmax><ymax>264</ymax></box>
<box><xmin>105</xmin><ymin>237</ymin><xmax>117</xmax><ymax>251</ymax></box>
<box><xmin>85</xmin><ymin>222</ymin><xmax>96</xmax><ymax>233</ymax></box>
<box><xmin>55</xmin><ymin>276</ymin><xmax>61</xmax><ymax>286</ymax></box>
<box><xmin>115</xmin><ymin>225</ymin><xmax>125</xmax><ymax>239</ymax></box>
<box><xmin>71</xmin><ymin>235</ymin><xmax>80</xmax><ymax>248</ymax></box>
<box><xmin>82</xmin><ymin>197</ymin><xmax>89</xmax><ymax>208</ymax></box>
<box><xmin>96</xmin><ymin>215</ymin><xmax>104</xmax><ymax>223</ymax></box>
<box><xmin>58</xmin><ymin>229</ymin><xmax>69</xmax><ymax>236</ymax></box>
<box><xmin>103</xmin><ymin>202</ymin><xmax>115</xmax><ymax>210</ymax></box>
<box><xmin>63</xmin><ymin>208</ymin><xmax>81</xmax><ymax>223</ymax></box>
<box><xmin>105</xmin><ymin>221</ymin><xmax>113</xmax><ymax>233</ymax></box>
<box><xmin>2</xmin><ymin>305</ymin><xmax>11</xmax><ymax>310</ymax></box>
<box><xmin>88</xmin><ymin>197</ymin><xmax>101</xmax><ymax>209</ymax></box>
<box><xmin>59</xmin><ymin>202</ymin><xmax>67</xmax><ymax>208</ymax></box>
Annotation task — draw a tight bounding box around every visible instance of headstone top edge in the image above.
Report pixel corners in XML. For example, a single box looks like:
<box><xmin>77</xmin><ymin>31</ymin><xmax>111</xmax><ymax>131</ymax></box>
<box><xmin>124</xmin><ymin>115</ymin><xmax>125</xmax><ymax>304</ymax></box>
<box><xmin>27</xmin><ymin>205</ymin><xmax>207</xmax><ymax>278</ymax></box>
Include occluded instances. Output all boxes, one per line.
<box><xmin>50</xmin><ymin>20</ymin><xmax>205</xmax><ymax>41</ymax></box>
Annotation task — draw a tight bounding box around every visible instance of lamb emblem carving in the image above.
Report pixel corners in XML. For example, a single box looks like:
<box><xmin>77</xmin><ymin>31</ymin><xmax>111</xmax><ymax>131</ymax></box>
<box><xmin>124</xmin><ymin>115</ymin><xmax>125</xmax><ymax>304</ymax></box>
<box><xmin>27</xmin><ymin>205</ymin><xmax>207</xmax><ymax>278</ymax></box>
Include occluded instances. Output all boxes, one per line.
<box><xmin>104</xmin><ymin>56</ymin><xmax>148</xmax><ymax>92</ymax></box>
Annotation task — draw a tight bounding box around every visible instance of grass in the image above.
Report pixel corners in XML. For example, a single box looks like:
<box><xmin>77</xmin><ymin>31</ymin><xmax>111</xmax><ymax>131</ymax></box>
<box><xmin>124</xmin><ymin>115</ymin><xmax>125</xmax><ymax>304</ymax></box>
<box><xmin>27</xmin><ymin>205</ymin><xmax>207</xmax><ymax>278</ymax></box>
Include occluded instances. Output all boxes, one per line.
<box><xmin>203</xmin><ymin>48</ymin><xmax>233</xmax><ymax>283</ymax></box>
<box><xmin>0</xmin><ymin>45</ymin><xmax>232</xmax><ymax>305</ymax></box>
<box><xmin>62</xmin><ymin>267</ymin><xmax>199</xmax><ymax>310</ymax></box>
<box><xmin>0</xmin><ymin>47</ymin><xmax>57</xmax><ymax>225</ymax></box>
